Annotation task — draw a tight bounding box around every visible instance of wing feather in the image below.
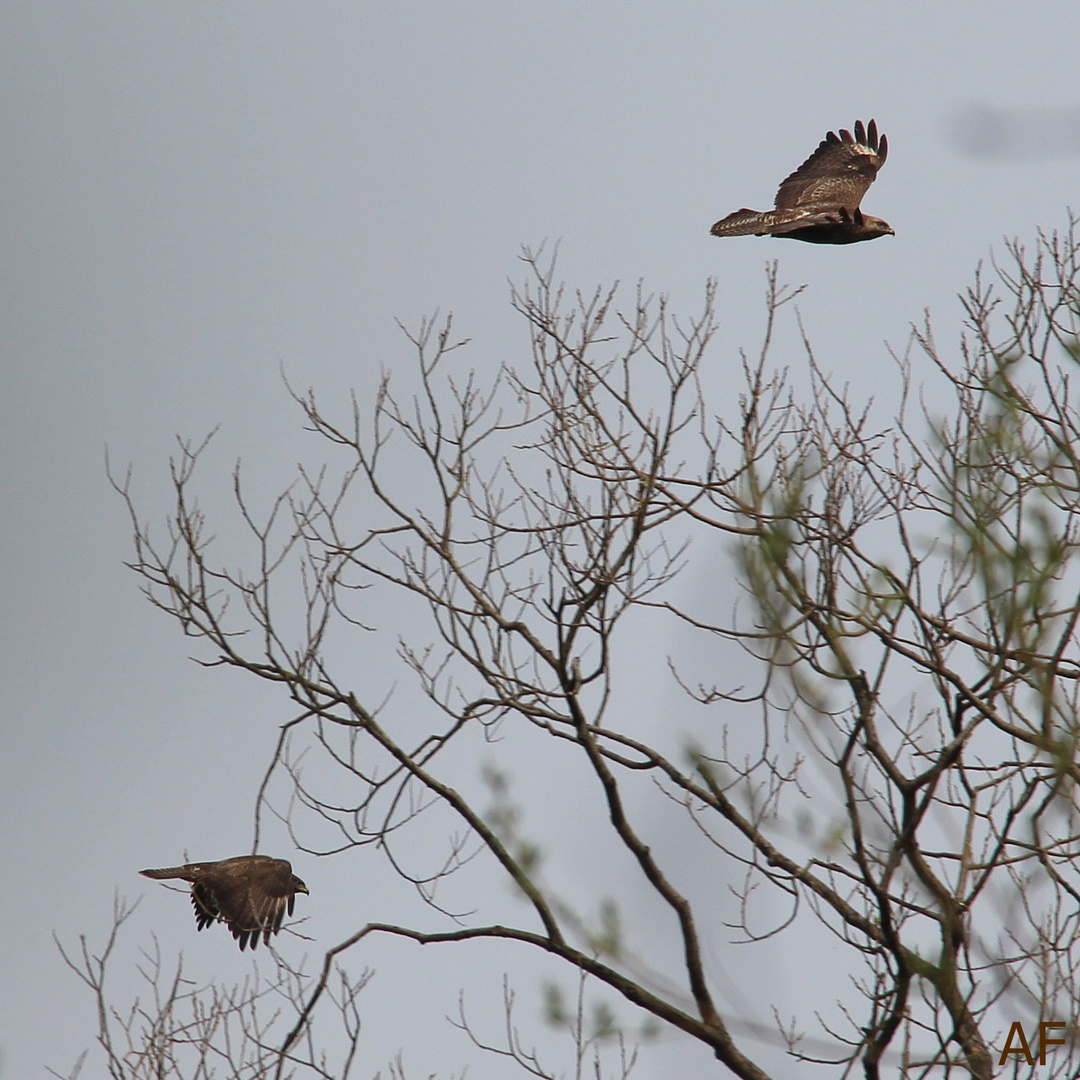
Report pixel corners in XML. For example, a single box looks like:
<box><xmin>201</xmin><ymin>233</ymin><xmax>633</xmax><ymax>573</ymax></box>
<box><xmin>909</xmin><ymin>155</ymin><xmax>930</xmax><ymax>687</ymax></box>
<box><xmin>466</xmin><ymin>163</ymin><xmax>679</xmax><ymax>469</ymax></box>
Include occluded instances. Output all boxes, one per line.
<box><xmin>773</xmin><ymin>121</ymin><xmax>887</xmax><ymax>212</ymax></box>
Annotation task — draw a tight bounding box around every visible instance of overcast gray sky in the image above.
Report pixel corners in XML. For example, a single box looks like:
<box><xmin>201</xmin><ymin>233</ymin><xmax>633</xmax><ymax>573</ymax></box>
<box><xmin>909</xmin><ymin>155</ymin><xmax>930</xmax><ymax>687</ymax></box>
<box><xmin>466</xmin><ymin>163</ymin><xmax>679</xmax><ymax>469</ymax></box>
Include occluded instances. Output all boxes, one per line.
<box><xmin>3</xmin><ymin>3</ymin><xmax>1080</xmax><ymax>1077</ymax></box>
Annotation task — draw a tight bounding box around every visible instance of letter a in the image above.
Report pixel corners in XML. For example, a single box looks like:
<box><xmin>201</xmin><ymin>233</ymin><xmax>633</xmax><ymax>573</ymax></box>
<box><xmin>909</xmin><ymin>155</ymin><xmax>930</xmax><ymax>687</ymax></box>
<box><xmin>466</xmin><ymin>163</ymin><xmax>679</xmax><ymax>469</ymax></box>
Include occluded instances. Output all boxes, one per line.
<box><xmin>999</xmin><ymin>1022</ymin><xmax>1033</xmax><ymax>1066</ymax></box>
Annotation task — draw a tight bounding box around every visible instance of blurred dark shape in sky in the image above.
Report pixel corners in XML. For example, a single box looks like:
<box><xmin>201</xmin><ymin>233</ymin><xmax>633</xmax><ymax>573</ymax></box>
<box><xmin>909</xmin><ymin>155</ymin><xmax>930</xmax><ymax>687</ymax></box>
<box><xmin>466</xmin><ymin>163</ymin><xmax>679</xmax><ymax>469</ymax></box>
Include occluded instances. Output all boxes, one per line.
<box><xmin>952</xmin><ymin>104</ymin><xmax>1080</xmax><ymax>159</ymax></box>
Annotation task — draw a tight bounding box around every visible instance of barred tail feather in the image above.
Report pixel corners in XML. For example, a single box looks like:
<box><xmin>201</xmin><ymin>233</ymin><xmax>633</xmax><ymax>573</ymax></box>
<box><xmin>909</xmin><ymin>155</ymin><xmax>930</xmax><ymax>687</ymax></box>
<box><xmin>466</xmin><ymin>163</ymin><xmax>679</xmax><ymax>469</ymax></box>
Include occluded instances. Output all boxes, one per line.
<box><xmin>710</xmin><ymin>207</ymin><xmax>808</xmax><ymax>237</ymax></box>
<box><xmin>140</xmin><ymin>865</ymin><xmax>195</xmax><ymax>880</ymax></box>
<box><xmin>710</xmin><ymin>208</ymin><xmax>768</xmax><ymax>236</ymax></box>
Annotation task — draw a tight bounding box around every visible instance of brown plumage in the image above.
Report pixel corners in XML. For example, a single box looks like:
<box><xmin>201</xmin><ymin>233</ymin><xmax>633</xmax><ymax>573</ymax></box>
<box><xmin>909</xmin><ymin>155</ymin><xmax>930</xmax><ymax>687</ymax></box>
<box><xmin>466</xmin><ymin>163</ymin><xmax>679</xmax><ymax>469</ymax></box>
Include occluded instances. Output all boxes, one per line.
<box><xmin>140</xmin><ymin>855</ymin><xmax>309</xmax><ymax>950</ymax></box>
<box><xmin>711</xmin><ymin>120</ymin><xmax>893</xmax><ymax>244</ymax></box>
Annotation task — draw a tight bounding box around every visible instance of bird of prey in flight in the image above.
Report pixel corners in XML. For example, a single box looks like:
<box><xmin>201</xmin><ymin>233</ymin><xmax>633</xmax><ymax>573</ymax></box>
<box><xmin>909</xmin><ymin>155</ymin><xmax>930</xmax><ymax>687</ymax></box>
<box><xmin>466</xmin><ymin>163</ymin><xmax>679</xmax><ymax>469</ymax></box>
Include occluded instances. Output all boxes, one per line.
<box><xmin>711</xmin><ymin>120</ymin><xmax>892</xmax><ymax>244</ymax></box>
<box><xmin>140</xmin><ymin>855</ymin><xmax>309</xmax><ymax>951</ymax></box>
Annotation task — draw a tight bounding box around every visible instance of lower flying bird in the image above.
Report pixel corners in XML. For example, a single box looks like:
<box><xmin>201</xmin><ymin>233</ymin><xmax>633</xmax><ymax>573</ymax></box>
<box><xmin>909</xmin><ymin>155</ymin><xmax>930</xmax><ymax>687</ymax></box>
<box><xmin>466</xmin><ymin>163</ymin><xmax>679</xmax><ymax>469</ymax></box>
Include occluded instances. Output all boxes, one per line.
<box><xmin>711</xmin><ymin>120</ymin><xmax>892</xmax><ymax>244</ymax></box>
<box><xmin>140</xmin><ymin>855</ymin><xmax>309</xmax><ymax>951</ymax></box>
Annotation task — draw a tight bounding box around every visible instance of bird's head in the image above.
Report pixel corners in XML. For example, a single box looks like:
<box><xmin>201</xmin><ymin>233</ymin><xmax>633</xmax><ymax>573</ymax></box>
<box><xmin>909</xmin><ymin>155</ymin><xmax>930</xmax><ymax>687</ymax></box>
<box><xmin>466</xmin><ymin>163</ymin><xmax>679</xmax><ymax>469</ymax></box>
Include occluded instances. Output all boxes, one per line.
<box><xmin>292</xmin><ymin>876</ymin><xmax>310</xmax><ymax>895</ymax></box>
<box><xmin>860</xmin><ymin>214</ymin><xmax>894</xmax><ymax>238</ymax></box>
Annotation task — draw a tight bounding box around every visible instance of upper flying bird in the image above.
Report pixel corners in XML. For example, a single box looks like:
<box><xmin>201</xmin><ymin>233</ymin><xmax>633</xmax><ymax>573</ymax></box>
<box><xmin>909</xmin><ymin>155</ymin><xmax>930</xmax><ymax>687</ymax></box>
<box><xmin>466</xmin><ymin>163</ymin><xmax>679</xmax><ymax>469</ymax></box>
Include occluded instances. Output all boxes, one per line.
<box><xmin>140</xmin><ymin>855</ymin><xmax>309</xmax><ymax>951</ymax></box>
<box><xmin>710</xmin><ymin>120</ymin><xmax>892</xmax><ymax>244</ymax></box>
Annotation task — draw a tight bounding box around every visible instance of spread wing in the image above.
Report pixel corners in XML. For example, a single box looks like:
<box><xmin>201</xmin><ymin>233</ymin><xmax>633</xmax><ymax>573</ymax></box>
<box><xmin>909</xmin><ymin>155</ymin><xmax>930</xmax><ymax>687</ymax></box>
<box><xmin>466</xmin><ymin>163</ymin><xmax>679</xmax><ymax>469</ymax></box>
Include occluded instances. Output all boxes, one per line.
<box><xmin>194</xmin><ymin>857</ymin><xmax>298</xmax><ymax>950</ymax></box>
<box><xmin>773</xmin><ymin>119</ymin><xmax>887</xmax><ymax>212</ymax></box>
